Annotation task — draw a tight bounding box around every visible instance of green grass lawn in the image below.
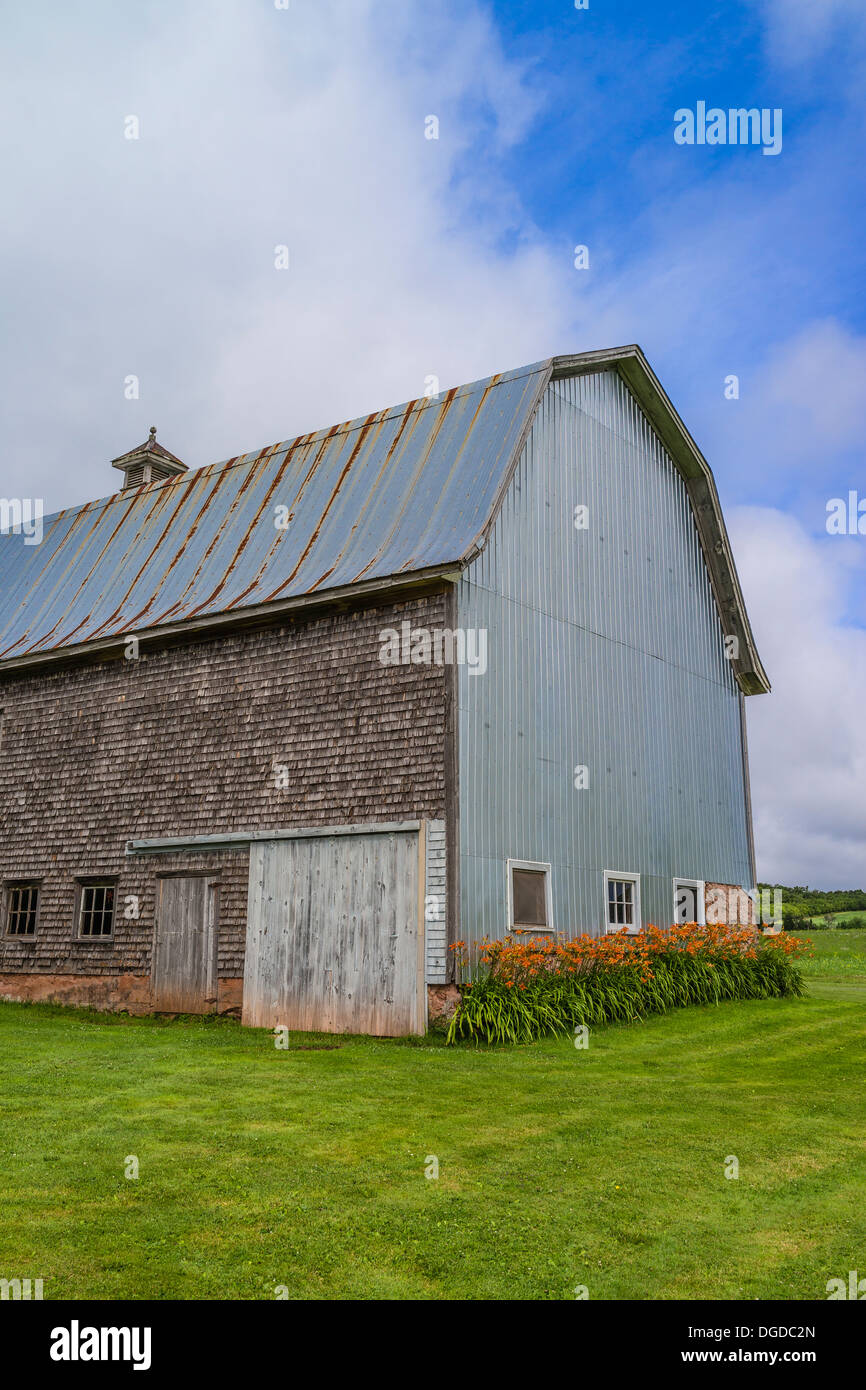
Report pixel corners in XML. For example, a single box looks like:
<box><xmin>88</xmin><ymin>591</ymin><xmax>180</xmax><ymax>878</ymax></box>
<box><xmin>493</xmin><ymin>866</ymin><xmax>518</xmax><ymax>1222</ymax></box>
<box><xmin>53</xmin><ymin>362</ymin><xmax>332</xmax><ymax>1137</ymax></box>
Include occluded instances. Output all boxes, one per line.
<box><xmin>0</xmin><ymin>930</ymin><xmax>864</xmax><ymax>1301</ymax></box>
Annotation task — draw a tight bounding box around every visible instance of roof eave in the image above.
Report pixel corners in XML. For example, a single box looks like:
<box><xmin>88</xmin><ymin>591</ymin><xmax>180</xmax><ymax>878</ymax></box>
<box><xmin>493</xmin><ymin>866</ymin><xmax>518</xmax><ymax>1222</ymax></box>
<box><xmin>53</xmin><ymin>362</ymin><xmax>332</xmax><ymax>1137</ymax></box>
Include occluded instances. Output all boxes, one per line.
<box><xmin>0</xmin><ymin>563</ymin><xmax>462</xmax><ymax>677</ymax></box>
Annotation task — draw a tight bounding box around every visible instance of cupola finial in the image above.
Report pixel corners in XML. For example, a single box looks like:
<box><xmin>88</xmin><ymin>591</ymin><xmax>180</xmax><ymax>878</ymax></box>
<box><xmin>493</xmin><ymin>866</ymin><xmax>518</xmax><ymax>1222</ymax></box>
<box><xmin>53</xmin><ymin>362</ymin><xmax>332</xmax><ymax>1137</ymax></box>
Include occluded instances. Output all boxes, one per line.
<box><xmin>111</xmin><ymin>428</ymin><xmax>187</xmax><ymax>492</ymax></box>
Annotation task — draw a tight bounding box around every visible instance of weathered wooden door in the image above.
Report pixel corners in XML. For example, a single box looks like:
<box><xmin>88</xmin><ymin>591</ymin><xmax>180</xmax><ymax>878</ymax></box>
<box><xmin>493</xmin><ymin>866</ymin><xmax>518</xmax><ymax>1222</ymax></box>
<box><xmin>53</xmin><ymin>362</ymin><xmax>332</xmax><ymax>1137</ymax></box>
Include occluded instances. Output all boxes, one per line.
<box><xmin>152</xmin><ymin>875</ymin><xmax>219</xmax><ymax>1013</ymax></box>
<box><xmin>242</xmin><ymin>830</ymin><xmax>424</xmax><ymax>1035</ymax></box>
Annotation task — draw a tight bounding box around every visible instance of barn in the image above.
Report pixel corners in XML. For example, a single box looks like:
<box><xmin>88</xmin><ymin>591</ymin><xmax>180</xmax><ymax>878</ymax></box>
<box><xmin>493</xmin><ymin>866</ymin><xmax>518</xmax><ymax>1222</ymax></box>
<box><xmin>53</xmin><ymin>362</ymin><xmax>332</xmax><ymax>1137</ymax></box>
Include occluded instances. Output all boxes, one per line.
<box><xmin>0</xmin><ymin>345</ymin><xmax>769</xmax><ymax>1034</ymax></box>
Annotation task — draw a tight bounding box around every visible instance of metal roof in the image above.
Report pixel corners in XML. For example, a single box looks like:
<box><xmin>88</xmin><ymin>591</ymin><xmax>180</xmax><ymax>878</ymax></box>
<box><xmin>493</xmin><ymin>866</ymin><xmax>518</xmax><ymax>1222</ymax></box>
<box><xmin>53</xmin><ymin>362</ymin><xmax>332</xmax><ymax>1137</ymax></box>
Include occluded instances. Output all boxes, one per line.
<box><xmin>0</xmin><ymin>363</ymin><xmax>548</xmax><ymax>666</ymax></box>
<box><xmin>0</xmin><ymin>346</ymin><xmax>768</xmax><ymax>692</ymax></box>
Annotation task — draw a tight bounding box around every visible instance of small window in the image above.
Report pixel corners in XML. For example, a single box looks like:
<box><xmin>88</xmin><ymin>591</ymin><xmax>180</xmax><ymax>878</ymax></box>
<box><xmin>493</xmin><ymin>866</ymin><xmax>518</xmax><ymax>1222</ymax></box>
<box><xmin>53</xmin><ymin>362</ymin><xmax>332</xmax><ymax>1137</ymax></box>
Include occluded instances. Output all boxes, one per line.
<box><xmin>5</xmin><ymin>883</ymin><xmax>40</xmax><ymax>936</ymax></box>
<box><xmin>507</xmin><ymin>859</ymin><xmax>552</xmax><ymax>933</ymax></box>
<box><xmin>78</xmin><ymin>882</ymin><xmax>117</xmax><ymax>939</ymax></box>
<box><xmin>604</xmin><ymin>871</ymin><xmax>641</xmax><ymax>933</ymax></box>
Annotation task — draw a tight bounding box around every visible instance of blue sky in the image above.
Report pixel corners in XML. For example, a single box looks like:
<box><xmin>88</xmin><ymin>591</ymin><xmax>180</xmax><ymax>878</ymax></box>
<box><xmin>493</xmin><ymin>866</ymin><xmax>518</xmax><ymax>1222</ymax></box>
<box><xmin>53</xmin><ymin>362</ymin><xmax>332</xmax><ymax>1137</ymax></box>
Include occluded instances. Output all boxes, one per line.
<box><xmin>449</xmin><ymin>1</ymin><xmax>866</xmax><ymax>518</ymax></box>
<box><xmin>0</xmin><ymin>0</ymin><xmax>864</xmax><ymax>885</ymax></box>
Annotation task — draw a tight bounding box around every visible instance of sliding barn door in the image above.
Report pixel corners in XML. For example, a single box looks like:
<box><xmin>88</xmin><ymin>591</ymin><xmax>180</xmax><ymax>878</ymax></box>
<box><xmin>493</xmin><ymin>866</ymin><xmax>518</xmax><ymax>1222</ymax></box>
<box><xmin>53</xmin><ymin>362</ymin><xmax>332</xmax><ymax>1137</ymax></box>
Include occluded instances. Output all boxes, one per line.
<box><xmin>242</xmin><ymin>830</ymin><xmax>424</xmax><ymax>1035</ymax></box>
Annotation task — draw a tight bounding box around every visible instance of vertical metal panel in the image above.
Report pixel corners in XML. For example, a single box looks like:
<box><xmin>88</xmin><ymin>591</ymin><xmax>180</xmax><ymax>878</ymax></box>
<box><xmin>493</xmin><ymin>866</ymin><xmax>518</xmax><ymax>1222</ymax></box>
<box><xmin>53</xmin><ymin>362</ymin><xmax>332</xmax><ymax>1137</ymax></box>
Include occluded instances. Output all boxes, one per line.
<box><xmin>242</xmin><ymin>830</ymin><xmax>422</xmax><ymax>1035</ymax></box>
<box><xmin>457</xmin><ymin>370</ymin><xmax>752</xmax><ymax>942</ymax></box>
<box><xmin>152</xmin><ymin>875</ymin><xmax>219</xmax><ymax>1012</ymax></box>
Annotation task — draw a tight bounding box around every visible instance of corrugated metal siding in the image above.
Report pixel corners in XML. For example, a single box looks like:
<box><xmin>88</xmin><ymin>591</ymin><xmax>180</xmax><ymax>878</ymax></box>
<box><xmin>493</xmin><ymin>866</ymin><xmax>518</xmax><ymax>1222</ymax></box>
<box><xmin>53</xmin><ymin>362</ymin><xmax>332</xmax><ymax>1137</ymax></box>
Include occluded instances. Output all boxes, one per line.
<box><xmin>457</xmin><ymin>370</ymin><xmax>752</xmax><ymax>941</ymax></box>
<box><xmin>0</xmin><ymin>365</ymin><xmax>547</xmax><ymax>661</ymax></box>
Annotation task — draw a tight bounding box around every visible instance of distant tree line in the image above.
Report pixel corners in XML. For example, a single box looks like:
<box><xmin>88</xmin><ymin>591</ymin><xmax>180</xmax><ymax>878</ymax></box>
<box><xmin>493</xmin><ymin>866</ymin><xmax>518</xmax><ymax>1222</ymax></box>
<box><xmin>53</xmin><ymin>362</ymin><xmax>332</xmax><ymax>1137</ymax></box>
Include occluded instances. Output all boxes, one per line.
<box><xmin>759</xmin><ymin>884</ymin><xmax>866</xmax><ymax>932</ymax></box>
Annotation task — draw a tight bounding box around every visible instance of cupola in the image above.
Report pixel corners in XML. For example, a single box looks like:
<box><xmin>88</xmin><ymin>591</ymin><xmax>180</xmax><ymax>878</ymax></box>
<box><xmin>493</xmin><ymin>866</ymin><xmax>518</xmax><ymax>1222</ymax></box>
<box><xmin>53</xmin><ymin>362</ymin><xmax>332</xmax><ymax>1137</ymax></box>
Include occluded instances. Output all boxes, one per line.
<box><xmin>111</xmin><ymin>426</ymin><xmax>187</xmax><ymax>491</ymax></box>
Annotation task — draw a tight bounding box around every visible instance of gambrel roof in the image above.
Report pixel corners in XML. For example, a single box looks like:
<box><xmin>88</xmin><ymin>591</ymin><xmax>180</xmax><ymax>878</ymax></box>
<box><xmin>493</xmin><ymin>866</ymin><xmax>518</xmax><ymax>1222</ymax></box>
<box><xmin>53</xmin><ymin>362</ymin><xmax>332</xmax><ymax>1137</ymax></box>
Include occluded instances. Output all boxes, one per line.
<box><xmin>0</xmin><ymin>346</ymin><xmax>769</xmax><ymax>692</ymax></box>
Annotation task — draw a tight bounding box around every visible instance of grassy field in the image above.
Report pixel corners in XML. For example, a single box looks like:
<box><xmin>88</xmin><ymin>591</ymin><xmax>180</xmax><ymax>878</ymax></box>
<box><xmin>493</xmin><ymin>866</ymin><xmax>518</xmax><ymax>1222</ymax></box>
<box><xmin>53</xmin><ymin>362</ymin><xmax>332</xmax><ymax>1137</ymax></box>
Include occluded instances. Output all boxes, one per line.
<box><xmin>0</xmin><ymin>930</ymin><xmax>863</xmax><ymax>1301</ymax></box>
<box><xmin>795</xmin><ymin>926</ymin><xmax>866</xmax><ymax>985</ymax></box>
<box><xmin>805</xmin><ymin>910</ymin><xmax>866</xmax><ymax>929</ymax></box>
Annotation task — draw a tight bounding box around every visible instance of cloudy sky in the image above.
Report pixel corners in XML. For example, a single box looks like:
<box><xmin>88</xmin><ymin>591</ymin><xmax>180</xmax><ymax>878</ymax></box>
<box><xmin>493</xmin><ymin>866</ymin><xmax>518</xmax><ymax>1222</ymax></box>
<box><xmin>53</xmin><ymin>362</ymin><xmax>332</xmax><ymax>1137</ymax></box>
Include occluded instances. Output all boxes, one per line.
<box><xmin>1</xmin><ymin>0</ymin><xmax>864</xmax><ymax>888</ymax></box>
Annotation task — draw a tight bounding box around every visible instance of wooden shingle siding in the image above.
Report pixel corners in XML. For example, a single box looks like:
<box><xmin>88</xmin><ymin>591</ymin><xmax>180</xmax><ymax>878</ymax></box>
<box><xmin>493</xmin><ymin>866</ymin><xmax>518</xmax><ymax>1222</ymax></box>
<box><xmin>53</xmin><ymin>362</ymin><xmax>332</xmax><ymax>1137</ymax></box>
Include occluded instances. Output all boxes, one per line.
<box><xmin>425</xmin><ymin>819</ymin><xmax>448</xmax><ymax>983</ymax></box>
<box><xmin>0</xmin><ymin>594</ymin><xmax>448</xmax><ymax>985</ymax></box>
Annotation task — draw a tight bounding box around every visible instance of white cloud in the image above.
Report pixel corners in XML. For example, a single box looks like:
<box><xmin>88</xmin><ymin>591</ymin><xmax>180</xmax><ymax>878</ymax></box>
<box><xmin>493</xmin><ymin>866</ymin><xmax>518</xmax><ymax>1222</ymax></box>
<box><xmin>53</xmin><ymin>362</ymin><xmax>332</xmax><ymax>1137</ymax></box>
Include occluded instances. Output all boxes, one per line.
<box><xmin>756</xmin><ymin>0</ymin><xmax>866</xmax><ymax>68</ymax></box>
<box><xmin>0</xmin><ymin>0</ymin><xmax>572</xmax><ymax>508</ymax></box>
<box><xmin>706</xmin><ymin>319</ymin><xmax>866</xmax><ymax>525</ymax></box>
<box><xmin>732</xmin><ymin>506</ymin><xmax>866</xmax><ymax>887</ymax></box>
<box><xmin>757</xmin><ymin>321</ymin><xmax>866</xmax><ymax>455</ymax></box>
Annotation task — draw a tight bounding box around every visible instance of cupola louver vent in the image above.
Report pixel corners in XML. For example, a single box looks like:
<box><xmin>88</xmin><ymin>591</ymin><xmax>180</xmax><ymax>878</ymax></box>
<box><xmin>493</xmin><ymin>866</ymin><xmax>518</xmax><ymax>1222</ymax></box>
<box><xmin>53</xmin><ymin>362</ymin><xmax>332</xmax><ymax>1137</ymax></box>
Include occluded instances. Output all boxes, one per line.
<box><xmin>111</xmin><ymin>426</ymin><xmax>187</xmax><ymax>492</ymax></box>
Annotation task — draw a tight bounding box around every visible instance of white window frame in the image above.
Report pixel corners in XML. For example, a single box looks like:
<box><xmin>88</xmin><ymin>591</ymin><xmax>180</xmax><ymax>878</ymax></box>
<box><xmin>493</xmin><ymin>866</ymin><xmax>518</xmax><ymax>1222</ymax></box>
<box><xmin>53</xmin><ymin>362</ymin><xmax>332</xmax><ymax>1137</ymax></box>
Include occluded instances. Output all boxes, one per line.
<box><xmin>672</xmin><ymin>878</ymin><xmax>706</xmax><ymax>926</ymax></box>
<box><xmin>506</xmin><ymin>859</ymin><xmax>553</xmax><ymax>934</ymax></box>
<box><xmin>603</xmin><ymin>870</ymin><xmax>641</xmax><ymax>934</ymax></box>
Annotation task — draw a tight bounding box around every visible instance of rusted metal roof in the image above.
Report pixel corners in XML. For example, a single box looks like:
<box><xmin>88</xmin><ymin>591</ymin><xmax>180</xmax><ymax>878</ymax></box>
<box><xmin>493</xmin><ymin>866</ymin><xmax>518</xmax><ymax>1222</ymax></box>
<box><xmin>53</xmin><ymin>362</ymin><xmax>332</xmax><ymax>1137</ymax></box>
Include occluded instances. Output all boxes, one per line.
<box><xmin>0</xmin><ymin>346</ymin><xmax>769</xmax><ymax>692</ymax></box>
<box><xmin>0</xmin><ymin>363</ymin><xmax>549</xmax><ymax>664</ymax></box>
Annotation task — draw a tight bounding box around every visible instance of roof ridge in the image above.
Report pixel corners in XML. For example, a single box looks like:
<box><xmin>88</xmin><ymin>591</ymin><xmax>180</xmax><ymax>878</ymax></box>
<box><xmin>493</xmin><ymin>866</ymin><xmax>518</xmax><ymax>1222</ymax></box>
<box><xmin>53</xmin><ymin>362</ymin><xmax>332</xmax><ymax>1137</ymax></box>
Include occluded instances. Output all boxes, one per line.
<box><xmin>41</xmin><ymin>361</ymin><xmax>550</xmax><ymax>526</ymax></box>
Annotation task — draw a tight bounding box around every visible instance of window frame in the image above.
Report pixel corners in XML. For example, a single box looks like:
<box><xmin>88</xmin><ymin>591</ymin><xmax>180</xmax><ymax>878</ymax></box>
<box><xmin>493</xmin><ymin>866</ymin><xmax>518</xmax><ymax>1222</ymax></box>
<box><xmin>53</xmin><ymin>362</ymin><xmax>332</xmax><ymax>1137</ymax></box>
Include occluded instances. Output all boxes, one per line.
<box><xmin>506</xmin><ymin>858</ymin><xmax>554</xmax><ymax>935</ymax></box>
<box><xmin>672</xmin><ymin>877</ymin><xmax>706</xmax><ymax>926</ymax></box>
<box><xmin>603</xmin><ymin>870</ymin><xmax>642</xmax><ymax>934</ymax></box>
<box><xmin>75</xmin><ymin>878</ymin><xmax>118</xmax><ymax>942</ymax></box>
<box><xmin>3</xmin><ymin>880</ymin><xmax>42</xmax><ymax>938</ymax></box>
